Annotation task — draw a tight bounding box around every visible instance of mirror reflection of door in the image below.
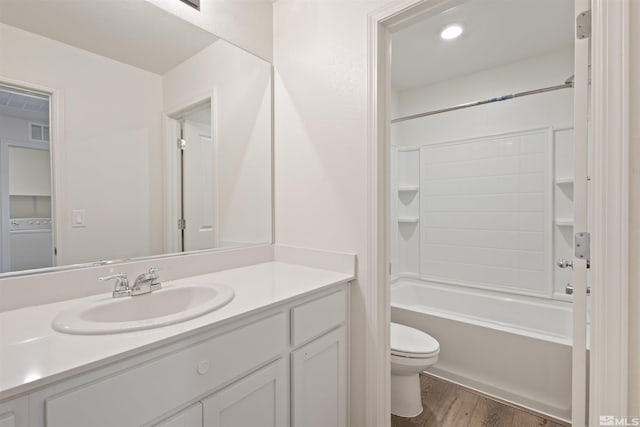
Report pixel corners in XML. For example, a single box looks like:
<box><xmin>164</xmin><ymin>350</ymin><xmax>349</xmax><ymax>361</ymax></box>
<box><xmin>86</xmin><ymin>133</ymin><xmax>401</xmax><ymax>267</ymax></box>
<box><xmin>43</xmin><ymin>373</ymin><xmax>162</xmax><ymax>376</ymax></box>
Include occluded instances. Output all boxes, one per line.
<box><xmin>0</xmin><ymin>84</ymin><xmax>54</xmax><ymax>273</ymax></box>
<box><xmin>179</xmin><ymin>101</ymin><xmax>217</xmax><ymax>252</ymax></box>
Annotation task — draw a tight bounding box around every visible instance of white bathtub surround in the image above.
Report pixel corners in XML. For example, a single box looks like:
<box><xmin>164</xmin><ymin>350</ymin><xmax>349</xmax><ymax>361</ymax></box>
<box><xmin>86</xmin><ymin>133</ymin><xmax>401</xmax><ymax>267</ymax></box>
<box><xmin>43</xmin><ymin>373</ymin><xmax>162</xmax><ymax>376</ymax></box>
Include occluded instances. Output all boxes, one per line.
<box><xmin>391</xmin><ymin>125</ymin><xmax>576</xmax><ymax>301</ymax></box>
<box><xmin>0</xmin><ymin>248</ymin><xmax>354</xmax><ymax>403</ymax></box>
<box><xmin>391</xmin><ymin>279</ymin><xmax>572</xmax><ymax>421</ymax></box>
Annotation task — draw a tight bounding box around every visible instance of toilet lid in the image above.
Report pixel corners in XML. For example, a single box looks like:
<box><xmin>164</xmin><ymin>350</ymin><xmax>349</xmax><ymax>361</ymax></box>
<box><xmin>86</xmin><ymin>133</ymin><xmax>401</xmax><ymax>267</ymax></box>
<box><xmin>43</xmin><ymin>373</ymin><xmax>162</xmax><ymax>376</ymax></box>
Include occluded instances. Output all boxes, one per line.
<box><xmin>390</xmin><ymin>323</ymin><xmax>439</xmax><ymax>356</ymax></box>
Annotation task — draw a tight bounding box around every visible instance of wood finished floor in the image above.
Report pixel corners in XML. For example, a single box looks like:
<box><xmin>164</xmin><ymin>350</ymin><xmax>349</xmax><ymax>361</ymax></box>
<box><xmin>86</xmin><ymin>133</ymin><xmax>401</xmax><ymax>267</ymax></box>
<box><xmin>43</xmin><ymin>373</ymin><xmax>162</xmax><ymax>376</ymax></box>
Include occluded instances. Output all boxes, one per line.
<box><xmin>391</xmin><ymin>375</ymin><xmax>568</xmax><ymax>427</ymax></box>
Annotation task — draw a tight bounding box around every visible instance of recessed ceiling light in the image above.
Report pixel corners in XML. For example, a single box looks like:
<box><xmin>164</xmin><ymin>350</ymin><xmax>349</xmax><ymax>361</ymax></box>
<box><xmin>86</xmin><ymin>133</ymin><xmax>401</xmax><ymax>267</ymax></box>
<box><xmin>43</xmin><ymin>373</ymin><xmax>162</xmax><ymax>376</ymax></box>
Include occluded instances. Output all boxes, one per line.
<box><xmin>441</xmin><ymin>25</ymin><xmax>463</xmax><ymax>40</ymax></box>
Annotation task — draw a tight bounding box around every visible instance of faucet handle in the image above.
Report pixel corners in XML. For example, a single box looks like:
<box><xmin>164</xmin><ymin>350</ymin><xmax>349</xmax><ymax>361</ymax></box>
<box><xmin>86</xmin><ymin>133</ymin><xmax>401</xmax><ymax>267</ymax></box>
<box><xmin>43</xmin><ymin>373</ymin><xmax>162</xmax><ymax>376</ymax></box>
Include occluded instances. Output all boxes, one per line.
<box><xmin>98</xmin><ymin>272</ymin><xmax>127</xmax><ymax>282</ymax></box>
<box><xmin>99</xmin><ymin>273</ymin><xmax>130</xmax><ymax>298</ymax></box>
<box><xmin>148</xmin><ymin>267</ymin><xmax>162</xmax><ymax>290</ymax></box>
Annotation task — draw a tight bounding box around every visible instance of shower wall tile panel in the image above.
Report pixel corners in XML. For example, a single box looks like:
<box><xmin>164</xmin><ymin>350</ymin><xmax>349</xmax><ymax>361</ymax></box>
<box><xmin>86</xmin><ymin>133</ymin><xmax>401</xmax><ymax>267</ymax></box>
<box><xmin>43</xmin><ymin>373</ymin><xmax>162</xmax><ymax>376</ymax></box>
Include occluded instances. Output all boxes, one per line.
<box><xmin>419</xmin><ymin>128</ymin><xmax>552</xmax><ymax>297</ymax></box>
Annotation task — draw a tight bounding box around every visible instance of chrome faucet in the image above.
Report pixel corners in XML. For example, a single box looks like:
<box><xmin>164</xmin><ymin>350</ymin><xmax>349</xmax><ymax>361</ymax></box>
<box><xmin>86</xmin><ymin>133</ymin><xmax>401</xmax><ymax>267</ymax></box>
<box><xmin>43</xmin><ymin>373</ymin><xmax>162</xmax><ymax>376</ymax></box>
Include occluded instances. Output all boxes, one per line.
<box><xmin>131</xmin><ymin>267</ymin><xmax>162</xmax><ymax>296</ymax></box>
<box><xmin>99</xmin><ymin>268</ymin><xmax>161</xmax><ymax>298</ymax></box>
<box><xmin>99</xmin><ymin>273</ymin><xmax>131</xmax><ymax>298</ymax></box>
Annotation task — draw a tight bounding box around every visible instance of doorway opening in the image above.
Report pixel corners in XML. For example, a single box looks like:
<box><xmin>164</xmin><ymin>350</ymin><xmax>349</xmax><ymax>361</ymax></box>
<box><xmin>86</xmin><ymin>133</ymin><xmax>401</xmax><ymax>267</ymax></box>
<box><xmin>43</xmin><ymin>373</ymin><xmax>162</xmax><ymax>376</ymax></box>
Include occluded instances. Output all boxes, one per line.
<box><xmin>367</xmin><ymin>0</ymin><xmax>595</xmax><ymax>425</ymax></box>
<box><xmin>0</xmin><ymin>83</ymin><xmax>54</xmax><ymax>273</ymax></box>
<box><xmin>170</xmin><ymin>100</ymin><xmax>217</xmax><ymax>253</ymax></box>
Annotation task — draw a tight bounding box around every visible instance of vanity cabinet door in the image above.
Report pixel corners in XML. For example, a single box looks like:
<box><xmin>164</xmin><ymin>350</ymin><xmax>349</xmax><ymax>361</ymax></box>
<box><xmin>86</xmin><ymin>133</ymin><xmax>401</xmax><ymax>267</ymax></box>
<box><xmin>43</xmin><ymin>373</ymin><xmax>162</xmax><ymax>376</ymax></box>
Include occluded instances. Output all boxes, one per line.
<box><xmin>152</xmin><ymin>403</ymin><xmax>202</xmax><ymax>427</ymax></box>
<box><xmin>0</xmin><ymin>414</ymin><xmax>15</xmax><ymax>427</ymax></box>
<box><xmin>202</xmin><ymin>359</ymin><xmax>286</xmax><ymax>427</ymax></box>
<box><xmin>0</xmin><ymin>397</ymin><xmax>27</xmax><ymax>427</ymax></box>
<box><xmin>291</xmin><ymin>326</ymin><xmax>346</xmax><ymax>427</ymax></box>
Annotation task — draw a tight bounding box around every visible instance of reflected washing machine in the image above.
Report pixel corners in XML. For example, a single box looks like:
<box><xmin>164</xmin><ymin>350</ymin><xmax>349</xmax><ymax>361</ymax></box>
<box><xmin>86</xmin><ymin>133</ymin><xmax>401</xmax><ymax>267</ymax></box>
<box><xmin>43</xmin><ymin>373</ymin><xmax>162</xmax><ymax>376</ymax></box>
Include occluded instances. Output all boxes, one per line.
<box><xmin>9</xmin><ymin>218</ymin><xmax>53</xmax><ymax>271</ymax></box>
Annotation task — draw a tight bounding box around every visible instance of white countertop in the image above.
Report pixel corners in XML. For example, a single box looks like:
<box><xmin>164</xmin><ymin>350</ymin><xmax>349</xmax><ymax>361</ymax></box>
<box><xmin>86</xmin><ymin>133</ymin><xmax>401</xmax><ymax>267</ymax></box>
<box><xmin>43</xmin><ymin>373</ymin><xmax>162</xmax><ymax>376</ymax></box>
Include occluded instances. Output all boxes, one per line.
<box><xmin>0</xmin><ymin>261</ymin><xmax>353</xmax><ymax>401</ymax></box>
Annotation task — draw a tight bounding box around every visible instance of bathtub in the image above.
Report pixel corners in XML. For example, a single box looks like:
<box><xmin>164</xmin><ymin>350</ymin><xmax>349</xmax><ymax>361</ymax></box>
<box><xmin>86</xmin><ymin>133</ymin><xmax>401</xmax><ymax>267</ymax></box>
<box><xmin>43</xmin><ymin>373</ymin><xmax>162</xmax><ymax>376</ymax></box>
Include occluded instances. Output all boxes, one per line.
<box><xmin>391</xmin><ymin>279</ymin><xmax>573</xmax><ymax>422</ymax></box>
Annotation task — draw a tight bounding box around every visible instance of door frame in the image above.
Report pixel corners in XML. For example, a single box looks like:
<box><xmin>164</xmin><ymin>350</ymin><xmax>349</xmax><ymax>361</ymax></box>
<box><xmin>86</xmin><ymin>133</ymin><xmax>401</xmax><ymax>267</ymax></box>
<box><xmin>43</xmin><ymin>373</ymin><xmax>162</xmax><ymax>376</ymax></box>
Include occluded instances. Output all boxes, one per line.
<box><xmin>0</xmin><ymin>77</ymin><xmax>63</xmax><ymax>269</ymax></box>
<box><xmin>163</xmin><ymin>91</ymin><xmax>218</xmax><ymax>254</ymax></box>
<box><xmin>365</xmin><ymin>1</ymin><xmax>630</xmax><ymax>426</ymax></box>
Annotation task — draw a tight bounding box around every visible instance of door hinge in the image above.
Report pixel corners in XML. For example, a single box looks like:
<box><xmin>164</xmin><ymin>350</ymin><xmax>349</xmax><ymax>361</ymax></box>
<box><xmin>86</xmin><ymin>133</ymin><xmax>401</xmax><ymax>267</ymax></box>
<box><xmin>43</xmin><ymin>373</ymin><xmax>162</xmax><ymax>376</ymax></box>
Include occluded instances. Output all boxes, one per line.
<box><xmin>575</xmin><ymin>232</ymin><xmax>590</xmax><ymax>268</ymax></box>
<box><xmin>576</xmin><ymin>10</ymin><xmax>591</xmax><ymax>39</ymax></box>
<box><xmin>177</xmin><ymin>138</ymin><xmax>186</xmax><ymax>150</ymax></box>
<box><xmin>178</xmin><ymin>219</ymin><xmax>186</xmax><ymax>230</ymax></box>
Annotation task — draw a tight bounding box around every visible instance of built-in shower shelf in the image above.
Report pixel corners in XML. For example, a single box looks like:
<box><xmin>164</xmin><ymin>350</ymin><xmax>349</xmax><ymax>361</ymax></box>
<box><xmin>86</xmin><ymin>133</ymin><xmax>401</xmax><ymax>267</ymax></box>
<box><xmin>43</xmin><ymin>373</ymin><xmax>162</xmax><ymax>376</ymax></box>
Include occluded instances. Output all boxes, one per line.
<box><xmin>555</xmin><ymin>177</ymin><xmax>574</xmax><ymax>185</ymax></box>
<box><xmin>398</xmin><ymin>217</ymin><xmax>419</xmax><ymax>223</ymax></box>
<box><xmin>555</xmin><ymin>218</ymin><xmax>574</xmax><ymax>227</ymax></box>
<box><xmin>398</xmin><ymin>186</ymin><xmax>419</xmax><ymax>193</ymax></box>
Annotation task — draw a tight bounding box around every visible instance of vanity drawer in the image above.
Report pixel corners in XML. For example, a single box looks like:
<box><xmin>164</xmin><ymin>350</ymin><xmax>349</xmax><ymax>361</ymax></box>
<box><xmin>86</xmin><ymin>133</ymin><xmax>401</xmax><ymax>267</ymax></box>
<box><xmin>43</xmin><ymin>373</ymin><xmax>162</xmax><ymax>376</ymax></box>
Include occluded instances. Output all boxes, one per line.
<box><xmin>291</xmin><ymin>289</ymin><xmax>346</xmax><ymax>346</ymax></box>
<box><xmin>46</xmin><ymin>313</ymin><xmax>287</xmax><ymax>427</ymax></box>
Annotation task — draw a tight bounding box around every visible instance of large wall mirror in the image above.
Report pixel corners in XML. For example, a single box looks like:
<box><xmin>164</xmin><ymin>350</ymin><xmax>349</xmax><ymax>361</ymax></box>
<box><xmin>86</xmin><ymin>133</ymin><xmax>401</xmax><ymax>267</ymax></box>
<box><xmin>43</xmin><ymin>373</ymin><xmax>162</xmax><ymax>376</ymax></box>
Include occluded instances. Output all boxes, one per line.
<box><xmin>0</xmin><ymin>0</ymin><xmax>272</xmax><ymax>275</ymax></box>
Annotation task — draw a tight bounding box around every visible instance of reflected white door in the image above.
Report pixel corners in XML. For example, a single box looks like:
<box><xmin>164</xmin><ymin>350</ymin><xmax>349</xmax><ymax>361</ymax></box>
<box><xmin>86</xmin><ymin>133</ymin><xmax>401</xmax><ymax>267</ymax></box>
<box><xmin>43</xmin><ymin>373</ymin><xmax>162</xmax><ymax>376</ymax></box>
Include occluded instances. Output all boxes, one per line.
<box><xmin>182</xmin><ymin>120</ymin><xmax>216</xmax><ymax>251</ymax></box>
<box><xmin>571</xmin><ymin>0</ymin><xmax>590</xmax><ymax>424</ymax></box>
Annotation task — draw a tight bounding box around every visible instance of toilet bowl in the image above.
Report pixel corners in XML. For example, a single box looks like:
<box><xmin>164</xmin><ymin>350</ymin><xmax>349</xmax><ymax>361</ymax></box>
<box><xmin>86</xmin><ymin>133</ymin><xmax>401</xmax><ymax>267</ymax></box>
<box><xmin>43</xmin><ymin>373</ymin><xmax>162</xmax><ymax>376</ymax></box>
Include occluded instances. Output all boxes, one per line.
<box><xmin>390</xmin><ymin>322</ymin><xmax>440</xmax><ymax>417</ymax></box>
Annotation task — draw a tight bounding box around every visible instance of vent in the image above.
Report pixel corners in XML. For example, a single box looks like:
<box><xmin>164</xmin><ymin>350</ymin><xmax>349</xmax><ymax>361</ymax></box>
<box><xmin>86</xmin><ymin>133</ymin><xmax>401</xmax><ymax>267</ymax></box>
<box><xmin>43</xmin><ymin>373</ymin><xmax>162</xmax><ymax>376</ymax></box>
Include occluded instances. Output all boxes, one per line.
<box><xmin>0</xmin><ymin>85</ymin><xmax>49</xmax><ymax>113</ymax></box>
<box><xmin>30</xmin><ymin>123</ymin><xmax>50</xmax><ymax>142</ymax></box>
<box><xmin>179</xmin><ymin>0</ymin><xmax>199</xmax><ymax>10</ymax></box>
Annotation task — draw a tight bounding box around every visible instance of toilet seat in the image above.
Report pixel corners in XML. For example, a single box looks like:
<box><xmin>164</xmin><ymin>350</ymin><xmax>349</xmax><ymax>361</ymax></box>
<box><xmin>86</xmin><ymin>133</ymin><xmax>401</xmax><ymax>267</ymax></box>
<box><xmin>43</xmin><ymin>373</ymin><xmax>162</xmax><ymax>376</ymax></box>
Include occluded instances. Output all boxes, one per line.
<box><xmin>391</xmin><ymin>323</ymin><xmax>439</xmax><ymax>358</ymax></box>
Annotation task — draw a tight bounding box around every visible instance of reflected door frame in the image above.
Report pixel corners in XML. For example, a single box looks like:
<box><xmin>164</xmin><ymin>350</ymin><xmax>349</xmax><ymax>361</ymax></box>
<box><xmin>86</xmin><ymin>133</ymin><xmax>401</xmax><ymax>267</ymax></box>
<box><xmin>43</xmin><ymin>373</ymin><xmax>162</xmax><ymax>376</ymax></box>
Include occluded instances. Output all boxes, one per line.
<box><xmin>366</xmin><ymin>1</ymin><xmax>631</xmax><ymax>426</ymax></box>
<box><xmin>163</xmin><ymin>91</ymin><xmax>219</xmax><ymax>254</ymax></box>
<box><xmin>0</xmin><ymin>78</ymin><xmax>62</xmax><ymax>272</ymax></box>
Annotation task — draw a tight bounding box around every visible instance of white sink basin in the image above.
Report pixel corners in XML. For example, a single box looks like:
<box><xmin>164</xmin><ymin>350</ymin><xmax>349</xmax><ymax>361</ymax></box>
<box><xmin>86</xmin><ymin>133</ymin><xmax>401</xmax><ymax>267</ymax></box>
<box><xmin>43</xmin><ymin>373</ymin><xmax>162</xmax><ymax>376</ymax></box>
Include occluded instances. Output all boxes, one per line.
<box><xmin>52</xmin><ymin>284</ymin><xmax>234</xmax><ymax>335</ymax></box>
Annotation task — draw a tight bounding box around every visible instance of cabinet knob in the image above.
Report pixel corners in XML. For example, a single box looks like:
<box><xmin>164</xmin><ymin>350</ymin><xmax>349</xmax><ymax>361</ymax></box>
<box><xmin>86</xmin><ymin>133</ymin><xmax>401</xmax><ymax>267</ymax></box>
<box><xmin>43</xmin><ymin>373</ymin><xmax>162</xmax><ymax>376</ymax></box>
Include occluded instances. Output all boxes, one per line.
<box><xmin>197</xmin><ymin>360</ymin><xmax>210</xmax><ymax>375</ymax></box>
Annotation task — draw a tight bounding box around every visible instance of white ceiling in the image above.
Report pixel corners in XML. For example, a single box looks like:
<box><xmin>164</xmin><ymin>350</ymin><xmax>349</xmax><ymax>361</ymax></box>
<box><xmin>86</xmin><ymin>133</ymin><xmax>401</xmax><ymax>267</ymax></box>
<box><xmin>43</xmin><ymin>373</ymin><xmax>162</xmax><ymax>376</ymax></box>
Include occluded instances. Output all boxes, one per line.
<box><xmin>0</xmin><ymin>86</ymin><xmax>49</xmax><ymax>122</ymax></box>
<box><xmin>391</xmin><ymin>0</ymin><xmax>574</xmax><ymax>91</ymax></box>
<box><xmin>0</xmin><ymin>0</ymin><xmax>219</xmax><ymax>75</ymax></box>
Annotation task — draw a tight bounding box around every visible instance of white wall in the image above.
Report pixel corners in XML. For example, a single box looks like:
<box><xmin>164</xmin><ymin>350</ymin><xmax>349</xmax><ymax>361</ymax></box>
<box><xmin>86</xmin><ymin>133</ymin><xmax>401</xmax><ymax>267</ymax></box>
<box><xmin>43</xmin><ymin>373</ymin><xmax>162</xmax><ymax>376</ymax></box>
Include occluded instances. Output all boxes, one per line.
<box><xmin>629</xmin><ymin>0</ymin><xmax>640</xmax><ymax>415</ymax></box>
<box><xmin>393</xmin><ymin>48</ymin><xmax>574</xmax><ymax>145</ymax></box>
<box><xmin>0</xmin><ymin>23</ymin><xmax>164</xmax><ymax>265</ymax></box>
<box><xmin>163</xmin><ymin>39</ymin><xmax>272</xmax><ymax>247</ymax></box>
<box><xmin>146</xmin><ymin>0</ymin><xmax>273</xmax><ymax>61</ymax></box>
<box><xmin>273</xmin><ymin>2</ymin><xmax>392</xmax><ymax>425</ymax></box>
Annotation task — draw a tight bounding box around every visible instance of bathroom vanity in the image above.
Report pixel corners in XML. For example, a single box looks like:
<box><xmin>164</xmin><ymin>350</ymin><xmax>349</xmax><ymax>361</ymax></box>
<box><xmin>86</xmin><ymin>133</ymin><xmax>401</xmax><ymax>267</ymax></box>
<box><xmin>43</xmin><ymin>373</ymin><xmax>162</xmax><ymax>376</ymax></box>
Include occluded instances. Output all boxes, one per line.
<box><xmin>0</xmin><ymin>258</ymin><xmax>352</xmax><ymax>427</ymax></box>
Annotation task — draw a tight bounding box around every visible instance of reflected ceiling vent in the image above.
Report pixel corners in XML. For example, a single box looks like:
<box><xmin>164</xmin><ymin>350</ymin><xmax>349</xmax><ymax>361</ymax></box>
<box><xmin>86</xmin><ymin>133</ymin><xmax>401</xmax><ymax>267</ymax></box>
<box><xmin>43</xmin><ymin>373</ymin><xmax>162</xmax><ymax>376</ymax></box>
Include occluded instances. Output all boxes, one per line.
<box><xmin>179</xmin><ymin>0</ymin><xmax>199</xmax><ymax>11</ymax></box>
<box><xmin>0</xmin><ymin>85</ymin><xmax>49</xmax><ymax>113</ymax></box>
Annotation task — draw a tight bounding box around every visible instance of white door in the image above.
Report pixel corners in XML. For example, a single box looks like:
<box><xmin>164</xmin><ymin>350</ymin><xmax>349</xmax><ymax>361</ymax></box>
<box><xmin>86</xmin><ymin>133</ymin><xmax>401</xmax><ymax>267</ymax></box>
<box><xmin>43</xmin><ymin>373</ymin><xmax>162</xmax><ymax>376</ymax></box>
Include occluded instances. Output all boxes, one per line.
<box><xmin>182</xmin><ymin>120</ymin><xmax>217</xmax><ymax>251</ymax></box>
<box><xmin>291</xmin><ymin>327</ymin><xmax>346</xmax><ymax>427</ymax></box>
<box><xmin>570</xmin><ymin>0</ymin><xmax>590</xmax><ymax>425</ymax></box>
<box><xmin>202</xmin><ymin>360</ymin><xmax>286</xmax><ymax>427</ymax></box>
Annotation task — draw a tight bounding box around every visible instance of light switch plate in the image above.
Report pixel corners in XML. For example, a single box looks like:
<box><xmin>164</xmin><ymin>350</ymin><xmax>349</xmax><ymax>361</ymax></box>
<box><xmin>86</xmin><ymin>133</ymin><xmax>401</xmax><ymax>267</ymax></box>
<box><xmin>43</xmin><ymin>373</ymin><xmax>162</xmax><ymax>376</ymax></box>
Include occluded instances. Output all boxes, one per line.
<box><xmin>71</xmin><ymin>209</ymin><xmax>86</xmax><ymax>228</ymax></box>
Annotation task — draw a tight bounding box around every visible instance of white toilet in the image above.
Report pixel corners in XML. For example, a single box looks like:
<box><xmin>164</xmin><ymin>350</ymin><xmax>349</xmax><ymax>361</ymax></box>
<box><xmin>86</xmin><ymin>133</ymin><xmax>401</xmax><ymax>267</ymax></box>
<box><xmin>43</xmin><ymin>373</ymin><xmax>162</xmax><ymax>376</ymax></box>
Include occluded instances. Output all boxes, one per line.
<box><xmin>390</xmin><ymin>322</ymin><xmax>440</xmax><ymax>417</ymax></box>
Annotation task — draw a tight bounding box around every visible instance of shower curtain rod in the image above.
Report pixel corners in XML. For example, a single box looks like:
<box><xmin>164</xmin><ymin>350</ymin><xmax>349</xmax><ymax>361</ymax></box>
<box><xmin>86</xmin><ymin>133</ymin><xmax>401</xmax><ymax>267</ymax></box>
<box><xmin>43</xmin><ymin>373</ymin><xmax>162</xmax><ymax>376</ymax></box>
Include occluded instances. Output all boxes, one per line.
<box><xmin>391</xmin><ymin>80</ymin><xmax>573</xmax><ymax>124</ymax></box>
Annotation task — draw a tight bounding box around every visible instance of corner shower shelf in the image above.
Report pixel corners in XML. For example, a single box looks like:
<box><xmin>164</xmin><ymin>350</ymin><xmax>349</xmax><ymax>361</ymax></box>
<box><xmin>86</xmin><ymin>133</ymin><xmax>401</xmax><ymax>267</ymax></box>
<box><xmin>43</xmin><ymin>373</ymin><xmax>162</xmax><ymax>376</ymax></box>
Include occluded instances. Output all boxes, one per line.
<box><xmin>555</xmin><ymin>218</ymin><xmax>574</xmax><ymax>227</ymax></box>
<box><xmin>555</xmin><ymin>177</ymin><xmax>574</xmax><ymax>185</ymax></box>
<box><xmin>397</xmin><ymin>217</ymin><xmax>419</xmax><ymax>224</ymax></box>
<box><xmin>398</xmin><ymin>186</ymin><xmax>419</xmax><ymax>193</ymax></box>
